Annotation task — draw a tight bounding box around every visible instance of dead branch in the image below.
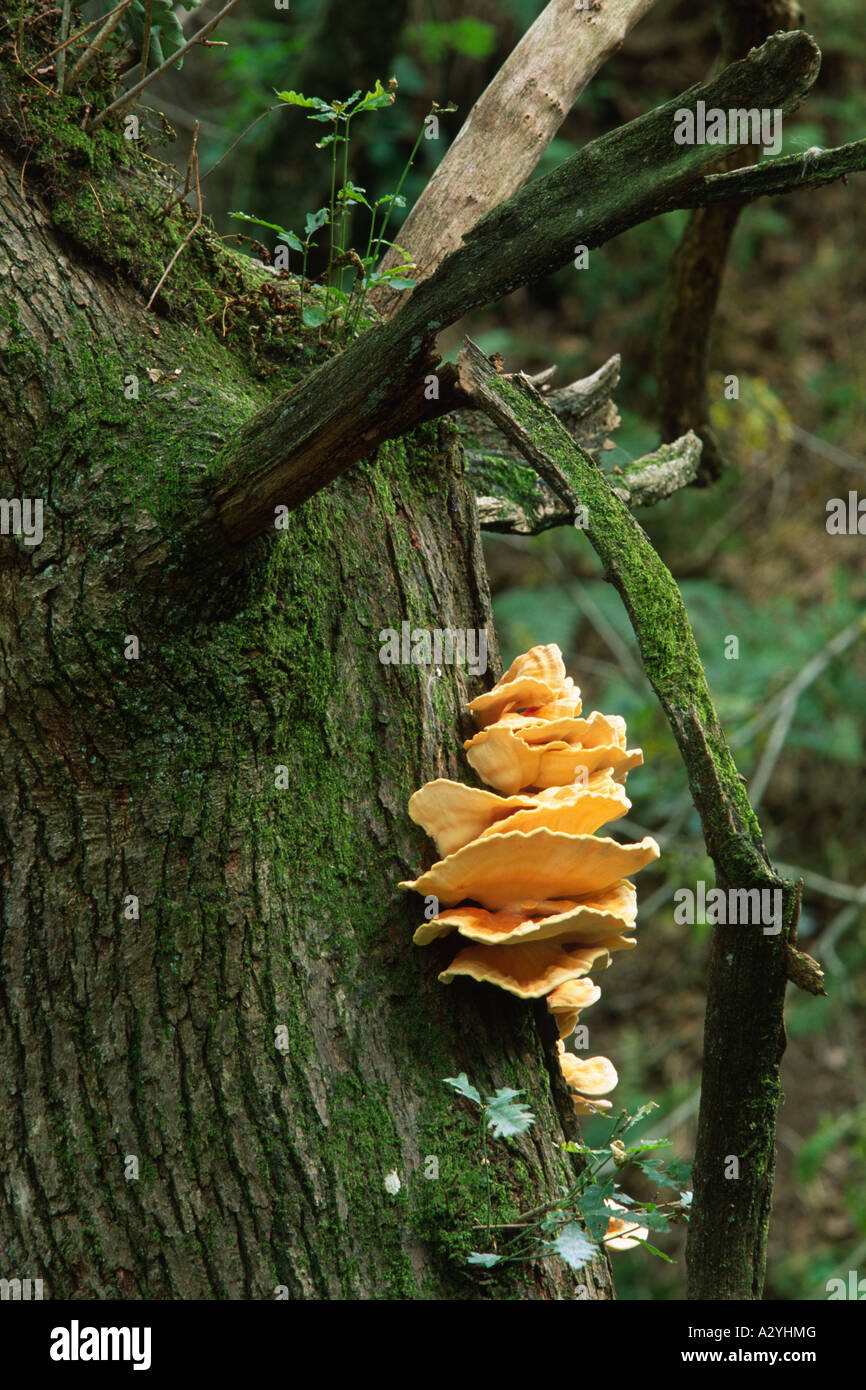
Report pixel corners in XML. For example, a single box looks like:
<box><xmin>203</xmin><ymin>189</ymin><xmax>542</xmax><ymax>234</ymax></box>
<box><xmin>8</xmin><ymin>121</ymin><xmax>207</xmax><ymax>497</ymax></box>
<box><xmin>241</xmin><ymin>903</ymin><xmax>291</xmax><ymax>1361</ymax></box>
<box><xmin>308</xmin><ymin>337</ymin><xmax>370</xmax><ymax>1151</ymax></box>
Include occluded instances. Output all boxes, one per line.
<box><xmin>455</xmin><ymin>337</ymin><xmax>804</xmax><ymax>1302</ymax></box>
<box><xmin>214</xmin><ymin>31</ymin><xmax>832</xmax><ymax>543</ymax></box>
<box><xmin>371</xmin><ymin>0</ymin><xmax>660</xmax><ymax>318</ymax></box>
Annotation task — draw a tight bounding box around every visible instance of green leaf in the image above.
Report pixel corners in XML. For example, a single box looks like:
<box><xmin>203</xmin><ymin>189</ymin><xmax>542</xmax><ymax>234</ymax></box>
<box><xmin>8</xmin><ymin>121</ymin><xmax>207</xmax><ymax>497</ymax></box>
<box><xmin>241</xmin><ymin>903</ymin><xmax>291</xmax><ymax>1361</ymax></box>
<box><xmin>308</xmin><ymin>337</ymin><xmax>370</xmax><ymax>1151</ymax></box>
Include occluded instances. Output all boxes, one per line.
<box><xmin>485</xmin><ymin>1088</ymin><xmax>535</xmax><ymax>1139</ymax></box>
<box><xmin>620</xmin><ymin>1101</ymin><xmax>659</xmax><ymax>1131</ymax></box>
<box><xmin>304</xmin><ymin>208</ymin><xmax>330</xmax><ymax>237</ymax></box>
<box><xmin>544</xmin><ymin>1224</ymin><xmax>596</xmax><ymax>1272</ymax></box>
<box><xmin>637</xmin><ymin>1239</ymin><xmax>674</xmax><ymax>1263</ymax></box>
<box><xmin>559</xmin><ymin>1141</ymin><xmax>602</xmax><ymax>1157</ymax></box>
<box><xmin>577</xmin><ymin>1179</ymin><xmax>616</xmax><ymax>1241</ymax></box>
<box><xmin>443</xmin><ymin>1074</ymin><xmax>481</xmax><ymax>1106</ymax></box>
<box><xmin>381</xmin><ymin>274</ymin><xmax>416</xmax><ymax>290</ymax></box>
<box><xmin>634</xmin><ymin>1157</ymin><xmax>665</xmax><ymax>1180</ymax></box>
<box><xmin>277</xmin><ymin>231</ymin><xmax>303</xmax><ymax>252</ymax></box>
<box><xmin>664</xmin><ymin>1160</ymin><xmax>693</xmax><ymax>1186</ymax></box>
<box><xmin>633</xmin><ymin>1208</ymin><xmax>672</xmax><ymax>1233</ymax></box>
<box><xmin>276</xmin><ymin>90</ymin><xmax>333</xmax><ymax>113</ymax></box>
<box><xmin>337</xmin><ymin>184</ymin><xmax>371</xmax><ymax>208</ymax></box>
<box><xmin>353</xmin><ymin>79</ymin><xmax>395</xmax><ymax>113</ymax></box>
<box><xmin>301</xmin><ymin>305</ymin><xmax>328</xmax><ymax>328</ymax></box>
<box><xmin>107</xmin><ymin>0</ymin><xmax>192</xmax><ymax>72</ymax></box>
<box><xmin>467</xmin><ymin>1252</ymin><xmax>502</xmax><ymax>1268</ymax></box>
<box><xmin>625</xmin><ymin>1138</ymin><xmax>671</xmax><ymax>1154</ymax></box>
<box><xmin>230</xmin><ymin>211</ymin><xmax>291</xmax><ymax>237</ymax></box>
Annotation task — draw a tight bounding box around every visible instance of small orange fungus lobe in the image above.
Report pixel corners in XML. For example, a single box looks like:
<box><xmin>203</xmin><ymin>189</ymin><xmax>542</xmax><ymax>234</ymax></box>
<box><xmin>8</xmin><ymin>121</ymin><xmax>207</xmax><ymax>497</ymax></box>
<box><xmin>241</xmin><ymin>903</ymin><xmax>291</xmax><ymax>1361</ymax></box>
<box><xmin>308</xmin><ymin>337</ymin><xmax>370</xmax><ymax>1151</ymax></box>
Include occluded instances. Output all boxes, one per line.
<box><xmin>602</xmin><ymin>1200</ymin><xmax>650</xmax><ymax>1251</ymax></box>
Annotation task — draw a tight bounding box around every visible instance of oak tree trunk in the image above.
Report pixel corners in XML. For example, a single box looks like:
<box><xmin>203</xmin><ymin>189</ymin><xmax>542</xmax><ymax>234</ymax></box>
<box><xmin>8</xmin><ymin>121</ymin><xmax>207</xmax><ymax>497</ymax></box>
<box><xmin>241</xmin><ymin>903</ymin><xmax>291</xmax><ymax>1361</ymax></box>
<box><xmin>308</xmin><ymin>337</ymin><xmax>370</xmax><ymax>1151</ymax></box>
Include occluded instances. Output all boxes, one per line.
<box><xmin>0</xmin><ymin>137</ymin><xmax>610</xmax><ymax>1300</ymax></box>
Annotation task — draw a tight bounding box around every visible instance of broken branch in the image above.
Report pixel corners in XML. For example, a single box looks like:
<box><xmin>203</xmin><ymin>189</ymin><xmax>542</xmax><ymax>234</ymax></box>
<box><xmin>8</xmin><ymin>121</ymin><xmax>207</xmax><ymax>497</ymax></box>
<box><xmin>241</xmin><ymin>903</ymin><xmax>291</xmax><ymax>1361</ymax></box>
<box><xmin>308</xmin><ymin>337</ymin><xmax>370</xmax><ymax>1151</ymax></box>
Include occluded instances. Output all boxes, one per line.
<box><xmin>214</xmin><ymin>31</ymin><xmax>838</xmax><ymax>543</ymax></box>
<box><xmin>371</xmin><ymin>0</ymin><xmax>660</xmax><ymax>318</ymax></box>
<box><xmin>455</xmin><ymin>336</ymin><xmax>805</xmax><ymax>1302</ymax></box>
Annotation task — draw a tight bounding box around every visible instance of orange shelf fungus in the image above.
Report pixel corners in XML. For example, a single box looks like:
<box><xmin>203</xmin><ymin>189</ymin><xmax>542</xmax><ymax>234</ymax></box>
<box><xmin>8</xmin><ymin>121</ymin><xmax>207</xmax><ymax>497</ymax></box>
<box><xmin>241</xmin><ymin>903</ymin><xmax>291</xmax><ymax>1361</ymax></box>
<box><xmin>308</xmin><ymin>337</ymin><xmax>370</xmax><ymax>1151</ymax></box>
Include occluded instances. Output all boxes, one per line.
<box><xmin>399</xmin><ymin>644</ymin><xmax>659</xmax><ymax>1124</ymax></box>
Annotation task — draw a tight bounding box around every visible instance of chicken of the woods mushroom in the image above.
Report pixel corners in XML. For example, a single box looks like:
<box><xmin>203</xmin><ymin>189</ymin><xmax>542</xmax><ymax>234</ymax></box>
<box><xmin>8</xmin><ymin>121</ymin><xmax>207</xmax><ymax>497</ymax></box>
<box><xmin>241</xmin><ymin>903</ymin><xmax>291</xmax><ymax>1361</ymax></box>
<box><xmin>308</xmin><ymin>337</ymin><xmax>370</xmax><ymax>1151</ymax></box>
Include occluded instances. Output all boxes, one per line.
<box><xmin>400</xmin><ymin>644</ymin><xmax>659</xmax><ymax>1128</ymax></box>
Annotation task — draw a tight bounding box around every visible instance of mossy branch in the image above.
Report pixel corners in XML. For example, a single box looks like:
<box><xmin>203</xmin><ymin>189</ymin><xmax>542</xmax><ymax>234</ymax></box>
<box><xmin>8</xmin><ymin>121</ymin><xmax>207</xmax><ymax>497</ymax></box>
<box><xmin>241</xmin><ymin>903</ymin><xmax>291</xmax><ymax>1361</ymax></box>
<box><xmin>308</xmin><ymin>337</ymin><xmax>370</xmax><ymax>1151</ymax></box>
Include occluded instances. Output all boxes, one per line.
<box><xmin>213</xmin><ymin>29</ymin><xmax>864</xmax><ymax>543</ymax></box>
<box><xmin>455</xmin><ymin>337</ymin><xmax>809</xmax><ymax>1301</ymax></box>
<box><xmin>472</xmin><ymin>431</ymin><xmax>703</xmax><ymax>533</ymax></box>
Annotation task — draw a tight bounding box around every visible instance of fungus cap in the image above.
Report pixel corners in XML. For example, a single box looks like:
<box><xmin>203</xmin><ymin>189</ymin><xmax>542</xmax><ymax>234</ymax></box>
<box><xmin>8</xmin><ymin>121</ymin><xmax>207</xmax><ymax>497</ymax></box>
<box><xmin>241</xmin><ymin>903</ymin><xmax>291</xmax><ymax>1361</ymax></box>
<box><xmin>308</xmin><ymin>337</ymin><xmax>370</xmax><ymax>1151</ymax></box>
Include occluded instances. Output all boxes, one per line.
<box><xmin>437</xmin><ymin>941</ymin><xmax>612</xmax><ymax>999</ymax></box>
<box><xmin>399</xmin><ymin>828</ymin><xmax>660</xmax><ymax>910</ymax></box>
<box><xmin>407</xmin><ymin>773</ymin><xmax>630</xmax><ymax>860</ymax></box>
<box><xmin>469</xmin><ymin>677</ymin><xmax>579</xmax><ymax>730</ymax></box>
<box><xmin>464</xmin><ymin>724</ymin><xmax>643</xmax><ymax>794</ymax></box>
<box><xmin>413</xmin><ymin>880</ymin><xmax>636</xmax><ymax>947</ymax></box>
<box><xmin>407</xmin><ymin>779</ymin><xmax>537</xmax><ymax>859</ymax></box>
<box><xmin>557</xmin><ymin>1047</ymin><xmax>618</xmax><ymax>1096</ymax></box>
<box><xmin>468</xmin><ymin>644</ymin><xmax>579</xmax><ymax>728</ymax></box>
<box><xmin>547</xmin><ymin>978</ymin><xmax>602</xmax><ymax>1039</ymax></box>
<box><xmin>572</xmin><ymin>1097</ymin><xmax>614</xmax><ymax>1116</ymax></box>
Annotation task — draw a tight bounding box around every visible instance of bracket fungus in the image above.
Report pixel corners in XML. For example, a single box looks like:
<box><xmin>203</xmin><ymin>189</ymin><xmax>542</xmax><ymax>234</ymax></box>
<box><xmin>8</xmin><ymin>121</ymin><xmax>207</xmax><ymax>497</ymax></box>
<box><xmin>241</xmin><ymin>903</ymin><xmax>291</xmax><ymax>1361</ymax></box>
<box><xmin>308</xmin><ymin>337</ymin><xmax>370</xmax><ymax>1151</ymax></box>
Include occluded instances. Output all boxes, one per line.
<box><xmin>399</xmin><ymin>644</ymin><xmax>659</xmax><ymax>1132</ymax></box>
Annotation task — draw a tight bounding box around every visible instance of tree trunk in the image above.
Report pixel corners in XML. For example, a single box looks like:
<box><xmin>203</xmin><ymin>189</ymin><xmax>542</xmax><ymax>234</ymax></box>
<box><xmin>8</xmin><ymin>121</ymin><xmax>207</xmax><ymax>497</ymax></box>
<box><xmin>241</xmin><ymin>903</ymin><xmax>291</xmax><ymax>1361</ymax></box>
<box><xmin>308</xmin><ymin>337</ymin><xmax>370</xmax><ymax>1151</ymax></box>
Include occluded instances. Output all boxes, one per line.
<box><xmin>0</xmin><ymin>136</ymin><xmax>610</xmax><ymax>1299</ymax></box>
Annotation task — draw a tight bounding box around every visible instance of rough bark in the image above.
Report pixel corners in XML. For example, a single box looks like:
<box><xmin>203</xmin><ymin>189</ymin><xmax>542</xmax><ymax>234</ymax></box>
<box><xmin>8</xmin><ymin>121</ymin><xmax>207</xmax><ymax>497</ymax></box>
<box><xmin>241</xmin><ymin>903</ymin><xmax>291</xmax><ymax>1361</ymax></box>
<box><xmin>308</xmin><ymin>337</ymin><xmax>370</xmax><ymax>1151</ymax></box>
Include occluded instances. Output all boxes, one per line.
<box><xmin>0</xmin><ymin>91</ymin><xmax>611</xmax><ymax>1302</ymax></box>
<box><xmin>371</xmin><ymin>0</ymin><xmax>660</xmax><ymax>318</ymax></box>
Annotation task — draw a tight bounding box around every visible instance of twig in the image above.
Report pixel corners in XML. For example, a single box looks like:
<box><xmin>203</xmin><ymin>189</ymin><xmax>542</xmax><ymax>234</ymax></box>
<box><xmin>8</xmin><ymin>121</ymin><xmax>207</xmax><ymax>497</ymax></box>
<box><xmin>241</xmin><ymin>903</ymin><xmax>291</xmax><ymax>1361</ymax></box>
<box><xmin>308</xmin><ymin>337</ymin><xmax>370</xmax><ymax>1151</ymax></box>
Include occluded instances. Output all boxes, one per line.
<box><xmin>477</xmin><ymin>431</ymin><xmax>704</xmax><ymax>534</ymax></box>
<box><xmin>195</xmin><ymin>104</ymin><xmax>283</xmax><ymax>194</ymax></box>
<box><xmin>161</xmin><ymin>120</ymin><xmax>200</xmax><ymax>217</ymax></box>
<box><xmin>27</xmin><ymin>0</ymin><xmax>131</xmax><ymax>72</ymax></box>
<box><xmin>748</xmin><ymin>689</ymin><xmax>798</xmax><ymax>809</ymax></box>
<box><xmin>655</xmin><ymin>0</ymin><xmax>802</xmax><ymax>482</ymax></box>
<box><xmin>63</xmin><ymin>0</ymin><xmax>133</xmax><ymax>94</ymax></box>
<box><xmin>690</xmin><ymin>137</ymin><xmax>866</xmax><ymax>205</ymax></box>
<box><xmin>774</xmin><ymin>864</ymin><xmax>866</xmax><ymax>906</ymax></box>
<box><xmin>139</xmin><ymin>0</ymin><xmax>153</xmax><ymax>82</ymax></box>
<box><xmin>89</xmin><ymin>0</ymin><xmax>241</xmax><ymax>131</ymax></box>
<box><xmin>214</xmin><ymin>32</ymin><xmax>843</xmax><ymax>542</ymax></box>
<box><xmin>809</xmin><ymin>895</ymin><xmax>866</xmax><ymax>965</ymax></box>
<box><xmin>146</xmin><ymin>129</ymin><xmax>202</xmax><ymax>310</ymax></box>
<box><xmin>732</xmin><ymin>615</ymin><xmax>866</xmax><ymax>749</ymax></box>
<box><xmin>787</xmin><ymin>422</ymin><xmax>866</xmax><ymax>478</ymax></box>
<box><xmin>55</xmin><ymin>0</ymin><xmax>72</xmax><ymax>92</ymax></box>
